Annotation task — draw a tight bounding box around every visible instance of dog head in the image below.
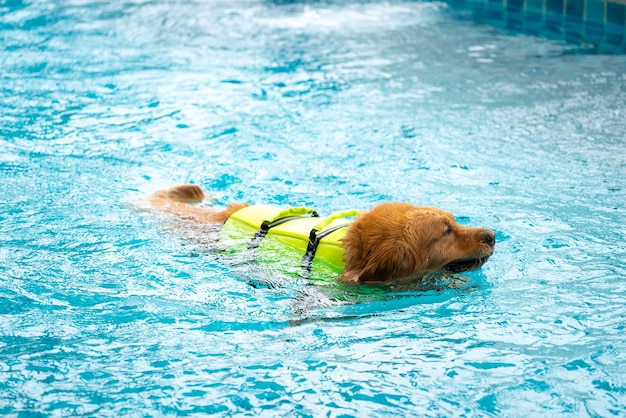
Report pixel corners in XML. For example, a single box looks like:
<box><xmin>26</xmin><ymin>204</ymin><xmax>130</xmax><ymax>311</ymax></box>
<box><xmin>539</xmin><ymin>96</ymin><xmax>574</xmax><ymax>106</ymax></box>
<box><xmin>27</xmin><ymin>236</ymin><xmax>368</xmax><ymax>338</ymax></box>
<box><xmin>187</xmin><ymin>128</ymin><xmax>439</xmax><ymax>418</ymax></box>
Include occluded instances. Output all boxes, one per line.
<box><xmin>340</xmin><ymin>203</ymin><xmax>495</xmax><ymax>284</ymax></box>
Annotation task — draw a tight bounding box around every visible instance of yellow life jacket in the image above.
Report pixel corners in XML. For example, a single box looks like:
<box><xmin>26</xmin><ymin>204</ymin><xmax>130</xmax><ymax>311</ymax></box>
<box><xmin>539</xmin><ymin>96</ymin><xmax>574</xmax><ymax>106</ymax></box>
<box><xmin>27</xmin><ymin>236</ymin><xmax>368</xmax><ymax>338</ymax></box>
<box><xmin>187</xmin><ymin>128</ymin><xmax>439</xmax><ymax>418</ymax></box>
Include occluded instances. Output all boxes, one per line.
<box><xmin>220</xmin><ymin>205</ymin><xmax>359</xmax><ymax>278</ymax></box>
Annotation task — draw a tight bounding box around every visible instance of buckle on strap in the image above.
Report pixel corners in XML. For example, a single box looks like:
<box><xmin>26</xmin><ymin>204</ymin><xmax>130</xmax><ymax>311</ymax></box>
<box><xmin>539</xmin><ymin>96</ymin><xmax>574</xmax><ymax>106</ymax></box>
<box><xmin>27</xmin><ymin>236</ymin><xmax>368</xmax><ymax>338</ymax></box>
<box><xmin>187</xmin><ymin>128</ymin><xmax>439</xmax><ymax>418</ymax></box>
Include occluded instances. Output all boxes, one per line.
<box><xmin>300</xmin><ymin>223</ymin><xmax>351</xmax><ymax>274</ymax></box>
<box><xmin>247</xmin><ymin>207</ymin><xmax>319</xmax><ymax>251</ymax></box>
<box><xmin>300</xmin><ymin>209</ymin><xmax>360</xmax><ymax>277</ymax></box>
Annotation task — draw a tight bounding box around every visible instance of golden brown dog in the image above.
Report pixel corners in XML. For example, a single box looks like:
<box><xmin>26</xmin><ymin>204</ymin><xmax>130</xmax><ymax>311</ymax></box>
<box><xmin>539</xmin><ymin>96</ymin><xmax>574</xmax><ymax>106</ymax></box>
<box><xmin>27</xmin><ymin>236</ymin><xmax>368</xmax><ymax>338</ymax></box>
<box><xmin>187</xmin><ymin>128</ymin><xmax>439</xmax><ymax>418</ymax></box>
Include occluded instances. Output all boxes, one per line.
<box><xmin>149</xmin><ymin>184</ymin><xmax>495</xmax><ymax>284</ymax></box>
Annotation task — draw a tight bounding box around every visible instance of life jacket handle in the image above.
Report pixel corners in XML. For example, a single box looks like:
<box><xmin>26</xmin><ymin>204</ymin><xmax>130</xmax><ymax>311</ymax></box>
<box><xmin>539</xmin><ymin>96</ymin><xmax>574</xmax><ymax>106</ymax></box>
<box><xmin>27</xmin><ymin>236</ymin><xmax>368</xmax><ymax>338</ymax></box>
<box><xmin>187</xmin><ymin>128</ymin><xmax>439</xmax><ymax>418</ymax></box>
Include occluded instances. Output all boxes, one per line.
<box><xmin>311</xmin><ymin>210</ymin><xmax>360</xmax><ymax>233</ymax></box>
<box><xmin>266</xmin><ymin>207</ymin><xmax>319</xmax><ymax>223</ymax></box>
<box><xmin>247</xmin><ymin>207</ymin><xmax>319</xmax><ymax>251</ymax></box>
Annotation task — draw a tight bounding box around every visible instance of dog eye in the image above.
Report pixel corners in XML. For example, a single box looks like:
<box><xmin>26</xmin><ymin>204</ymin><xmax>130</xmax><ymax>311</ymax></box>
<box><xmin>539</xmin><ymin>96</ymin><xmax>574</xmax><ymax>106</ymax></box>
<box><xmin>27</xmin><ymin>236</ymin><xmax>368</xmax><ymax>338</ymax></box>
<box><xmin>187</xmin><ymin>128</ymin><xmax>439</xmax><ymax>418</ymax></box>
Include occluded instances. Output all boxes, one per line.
<box><xmin>443</xmin><ymin>226</ymin><xmax>452</xmax><ymax>236</ymax></box>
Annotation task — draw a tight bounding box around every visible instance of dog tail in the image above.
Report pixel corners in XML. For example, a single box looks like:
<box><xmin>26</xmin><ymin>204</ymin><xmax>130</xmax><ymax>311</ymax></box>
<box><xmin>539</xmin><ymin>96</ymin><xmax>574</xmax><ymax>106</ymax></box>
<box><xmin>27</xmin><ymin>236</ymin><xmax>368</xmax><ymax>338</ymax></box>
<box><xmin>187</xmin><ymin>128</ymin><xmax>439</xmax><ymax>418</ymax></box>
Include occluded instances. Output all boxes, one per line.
<box><xmin>148</xmin><ymin>184</ymin><xmax>247</xmax><ymax>224</ymax></box>
<box><xmin>161</xmin><ymin>184</ymin><xmax>205</xmax><ymax>203</ymax></box>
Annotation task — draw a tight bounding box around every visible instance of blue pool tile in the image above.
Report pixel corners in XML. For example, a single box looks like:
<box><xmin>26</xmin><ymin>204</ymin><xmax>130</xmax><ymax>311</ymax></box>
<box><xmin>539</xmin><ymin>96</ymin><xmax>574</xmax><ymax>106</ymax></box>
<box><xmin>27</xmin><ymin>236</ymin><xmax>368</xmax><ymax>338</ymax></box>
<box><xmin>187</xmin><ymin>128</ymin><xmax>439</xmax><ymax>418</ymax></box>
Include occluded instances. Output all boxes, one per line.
<box><xmin>584</xmin><ymin>20</ymin><xmax>605</xmax><ymax>36</ymax></box>
<box><xmin>526</xmin><ymin>0</ymin><xmax>546</xmax><ymax>12</ymax></box>
<box><xmin>487</xmin><ymin>0</ymin><xmax>505</xmax><ymax>20</ymax></box>
<box><xmin>604</xmin><ymin>23</ymin><xmax>625</xmax><ymax>43</ymax></box>
<box><xmin>467</xmin><ymin>0</ymin><xmax>488</xmax><ymax>13</ymax></box>
<box><xmin>606</xmin><ymin>2</ymin><xmax>626</xmax><ymax>26</ymax></box>
<box><xmin>565</xmin><ymin>0</ymin><xmax>584</xmax><ymax>19</ymax></box>
<box><xmin>545</xmin><ymin>10</ymin><xmax>564</xmax><ymax>28</ymax></box>
<box><xmin>466</xmin><ymin>0</ymin><xmax>480</xmax><ymax>6</ymax></box>
<box><xmin>445</xmin><ymin>0</ymin><xmax>626</xmax><ymax>53</ymax></box>
<box><xmin>507</xmin><ymin>8</ymin><xmax>524</xmax><ymax>26</ymax></box>
<box><xmin>564</xmin><ymin>18</ymin><xmax>584</xmax><ymax>38</ymax></box>
<box><xmin>546</xmin><ymin>0</ymin><xmax>564</xmax><ymax>13</ymax></box>
<box><xmin>564</xmin><ymin>29</ymin><xmax>584</xmax><ymax>44</ymax></box>
<box><xmin>585</xmin><ymin>0</ymin><xmax>605</xmax><ymax>21</ymax></box>
<box><xmin>523</xmin><ymin>9</ymin><xmax>545</xmax><ymax>33</ymax></box>
<box><xmin>508</xmin><ymin>0</ymin><xmax>524</xmax><ymax>12</ymax></box>
<box><xmin>449</xmin><ymin>0</ymin><xmax>469</xmax><ymax>7</ymax></box>
<box><xmin>604</xmin><ymin>34</ymin><xmax>625</xmax><ymax>50</ymax></box>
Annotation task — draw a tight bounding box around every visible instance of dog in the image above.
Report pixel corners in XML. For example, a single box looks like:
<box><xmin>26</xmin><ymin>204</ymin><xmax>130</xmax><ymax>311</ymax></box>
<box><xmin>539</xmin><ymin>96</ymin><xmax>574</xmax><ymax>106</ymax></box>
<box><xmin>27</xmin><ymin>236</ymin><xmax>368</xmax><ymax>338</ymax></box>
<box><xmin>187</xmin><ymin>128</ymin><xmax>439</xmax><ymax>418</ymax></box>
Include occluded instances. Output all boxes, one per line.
<box><xmin>149</xmin><ymin>184</ymin><xmax>495</xmax><ymax>284</ymax></box>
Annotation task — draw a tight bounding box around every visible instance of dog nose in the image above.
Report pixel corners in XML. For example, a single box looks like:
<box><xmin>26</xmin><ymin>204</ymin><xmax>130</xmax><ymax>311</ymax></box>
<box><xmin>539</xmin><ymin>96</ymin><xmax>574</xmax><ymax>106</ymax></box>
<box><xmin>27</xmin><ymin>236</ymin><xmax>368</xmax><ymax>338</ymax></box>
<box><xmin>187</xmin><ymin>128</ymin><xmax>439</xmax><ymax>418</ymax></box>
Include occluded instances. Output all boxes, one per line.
<box><xmin>482</xmin><ymin>230</ymin><xmax>496</xmax><ymax>247</ymax></box>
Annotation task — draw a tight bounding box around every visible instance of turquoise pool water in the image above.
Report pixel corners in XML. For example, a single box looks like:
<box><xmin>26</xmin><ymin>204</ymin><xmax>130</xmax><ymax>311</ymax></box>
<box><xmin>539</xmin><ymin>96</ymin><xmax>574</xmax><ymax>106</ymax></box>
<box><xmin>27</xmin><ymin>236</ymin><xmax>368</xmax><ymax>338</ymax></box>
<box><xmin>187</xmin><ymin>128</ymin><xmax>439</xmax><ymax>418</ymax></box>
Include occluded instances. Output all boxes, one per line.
<box><xmin>2</xmin><ymin>0</ymin><xmax>626</xmax><ymax>415</ymax></box>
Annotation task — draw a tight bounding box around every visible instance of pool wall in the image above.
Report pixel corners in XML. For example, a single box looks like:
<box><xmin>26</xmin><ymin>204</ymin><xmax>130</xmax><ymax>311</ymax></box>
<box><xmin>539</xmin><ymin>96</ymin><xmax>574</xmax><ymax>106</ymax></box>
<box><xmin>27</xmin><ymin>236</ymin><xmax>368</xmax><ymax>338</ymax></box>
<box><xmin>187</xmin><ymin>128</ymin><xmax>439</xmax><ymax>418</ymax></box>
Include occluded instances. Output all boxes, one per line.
<box><xmin>447</xmin><ymin>0</ymin><xmax>626</xmax><ymax>52</ymax></box>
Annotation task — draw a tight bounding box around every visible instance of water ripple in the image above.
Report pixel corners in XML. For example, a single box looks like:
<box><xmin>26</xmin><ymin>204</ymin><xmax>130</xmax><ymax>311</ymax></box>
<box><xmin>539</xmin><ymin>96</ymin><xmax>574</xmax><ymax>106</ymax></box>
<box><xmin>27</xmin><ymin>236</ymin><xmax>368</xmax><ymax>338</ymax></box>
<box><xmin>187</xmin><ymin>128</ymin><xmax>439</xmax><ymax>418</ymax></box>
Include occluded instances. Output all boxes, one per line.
<box><xmin>1</xmin><ymin>0</ymin><xmax>626</xmax><ymax>416</ymax></box>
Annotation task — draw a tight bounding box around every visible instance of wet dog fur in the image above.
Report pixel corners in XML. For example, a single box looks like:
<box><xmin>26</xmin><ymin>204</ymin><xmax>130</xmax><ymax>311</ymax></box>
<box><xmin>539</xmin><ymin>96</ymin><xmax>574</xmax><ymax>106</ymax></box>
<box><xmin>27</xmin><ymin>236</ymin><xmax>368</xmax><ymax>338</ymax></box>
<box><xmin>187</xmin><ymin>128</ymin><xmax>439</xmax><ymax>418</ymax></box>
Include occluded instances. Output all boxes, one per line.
<box><xmin>149</xmin><ymin>184</ymin><xmax>495</xmax><ymax>284</ymax></box>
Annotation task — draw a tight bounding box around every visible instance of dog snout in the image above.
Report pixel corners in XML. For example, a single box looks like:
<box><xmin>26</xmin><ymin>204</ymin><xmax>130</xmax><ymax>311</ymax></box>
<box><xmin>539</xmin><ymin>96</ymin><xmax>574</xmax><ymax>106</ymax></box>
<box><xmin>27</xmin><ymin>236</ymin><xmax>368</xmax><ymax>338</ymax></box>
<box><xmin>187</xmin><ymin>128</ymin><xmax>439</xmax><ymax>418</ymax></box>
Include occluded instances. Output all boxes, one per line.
<box><xmin>482</xmin><ymin>230</ymin><xmax>496</xmax><ymax>247</ymax></box>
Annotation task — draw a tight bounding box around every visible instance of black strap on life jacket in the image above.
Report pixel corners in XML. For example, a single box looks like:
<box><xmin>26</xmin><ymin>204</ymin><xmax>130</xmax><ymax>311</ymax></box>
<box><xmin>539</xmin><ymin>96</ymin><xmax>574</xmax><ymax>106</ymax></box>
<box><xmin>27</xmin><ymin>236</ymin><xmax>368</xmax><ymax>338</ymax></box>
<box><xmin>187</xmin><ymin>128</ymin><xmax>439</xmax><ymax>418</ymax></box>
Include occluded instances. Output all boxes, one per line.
<box><xmin>300</xmin><ymin>223</ymin><xmax>351</xmax><ymax>278</ymax></box>
<box><xmin>247</xmin><ymin>212</ymin><xmax>319</xmax><ymax>251</ymax></box>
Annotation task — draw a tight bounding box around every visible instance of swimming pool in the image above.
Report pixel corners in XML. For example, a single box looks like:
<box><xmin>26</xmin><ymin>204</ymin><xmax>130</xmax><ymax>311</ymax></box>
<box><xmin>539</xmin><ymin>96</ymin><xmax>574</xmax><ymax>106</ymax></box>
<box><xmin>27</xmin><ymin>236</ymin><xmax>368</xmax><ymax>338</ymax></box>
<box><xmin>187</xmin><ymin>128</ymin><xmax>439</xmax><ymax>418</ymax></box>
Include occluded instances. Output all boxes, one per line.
<box><xmin>1</xmin><ymin>0</ymin><xmax>625</xmax><ymax>415</ymax></box>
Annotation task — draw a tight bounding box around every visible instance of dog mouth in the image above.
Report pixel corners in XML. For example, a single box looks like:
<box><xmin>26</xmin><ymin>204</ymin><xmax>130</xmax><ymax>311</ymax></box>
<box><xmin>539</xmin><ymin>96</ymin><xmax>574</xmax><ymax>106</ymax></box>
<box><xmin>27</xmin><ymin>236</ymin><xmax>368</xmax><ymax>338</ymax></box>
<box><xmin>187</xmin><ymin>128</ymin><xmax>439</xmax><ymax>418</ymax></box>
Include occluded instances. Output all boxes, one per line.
<box><xmin>444</xmin><ymin>256</ymin><xmax>490</xmax><ymax>273</ymax></box>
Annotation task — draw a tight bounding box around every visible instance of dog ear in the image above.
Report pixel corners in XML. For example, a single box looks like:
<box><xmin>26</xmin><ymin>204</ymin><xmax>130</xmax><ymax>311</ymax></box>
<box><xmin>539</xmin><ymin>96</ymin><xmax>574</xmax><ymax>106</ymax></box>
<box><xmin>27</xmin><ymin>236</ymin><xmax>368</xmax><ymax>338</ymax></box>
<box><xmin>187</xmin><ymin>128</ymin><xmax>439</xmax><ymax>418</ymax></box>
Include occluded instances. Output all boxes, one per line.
<box><xmin>351</xmin><ymin>264</ymin><xmax>398</xmax><ymax>284</ymax></box>
<box><xmin>342</xmin><ymin>250</ymin><xmax>417</xmax><ymax>284</ymax></box>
